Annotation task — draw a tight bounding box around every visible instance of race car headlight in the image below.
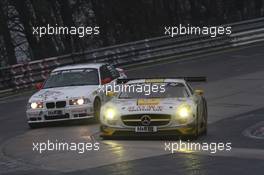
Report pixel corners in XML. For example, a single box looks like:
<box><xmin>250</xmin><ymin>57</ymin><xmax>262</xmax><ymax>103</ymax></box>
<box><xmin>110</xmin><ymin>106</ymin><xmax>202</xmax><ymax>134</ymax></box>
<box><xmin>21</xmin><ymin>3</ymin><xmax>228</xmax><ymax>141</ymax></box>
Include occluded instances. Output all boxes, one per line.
<box><xmin>77</xmin><ymin>99</ymin><xmax>84</xmax><ymax>105</ymax></box>
<box><xmin>177</xmin><ymin>104</ymin><xmax>192</xmax><ymax>118</ymax></box>
<box><xmin>104</xmin><ymin>108</ymin><xmax>117</xmax><ymax>121</ymax></box>
<box><xmin>69</xmin><ymin>98</ymin><xmax>90</xmax><ymax>105</ymax></box>
<box><xmin>29</xmin><ymin>102</ymin><xmax>43</xmax><ymax>109</ymax></box>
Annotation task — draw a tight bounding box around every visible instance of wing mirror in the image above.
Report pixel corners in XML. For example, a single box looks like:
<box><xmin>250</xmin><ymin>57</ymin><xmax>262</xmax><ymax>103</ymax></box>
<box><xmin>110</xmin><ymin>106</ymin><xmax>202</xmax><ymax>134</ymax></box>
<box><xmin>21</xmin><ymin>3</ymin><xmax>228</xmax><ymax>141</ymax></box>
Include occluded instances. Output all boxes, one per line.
<box><xmin>35</xmin><ymin>82</ymin><xmax>43</xmax><ymax>90</ymax></box>
<box><xmin>101</xmin><ymin>77</ymin><xmax>112</xmax><ymax>85</ymax></box>
<box><xmin>194</xmin><ymin>89</ymin><xmax>204</xmax><ymax>96</ymax></box>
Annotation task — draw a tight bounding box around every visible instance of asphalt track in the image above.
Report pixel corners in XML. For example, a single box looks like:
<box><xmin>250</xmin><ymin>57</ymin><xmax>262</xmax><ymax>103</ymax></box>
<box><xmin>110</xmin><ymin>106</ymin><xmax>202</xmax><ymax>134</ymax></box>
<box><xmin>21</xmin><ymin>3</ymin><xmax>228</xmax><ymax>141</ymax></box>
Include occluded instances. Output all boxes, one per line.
<box><xmin>0</xmin><ymin>43</ymin><xmax>264</xmax><ymax>175</ymax></box>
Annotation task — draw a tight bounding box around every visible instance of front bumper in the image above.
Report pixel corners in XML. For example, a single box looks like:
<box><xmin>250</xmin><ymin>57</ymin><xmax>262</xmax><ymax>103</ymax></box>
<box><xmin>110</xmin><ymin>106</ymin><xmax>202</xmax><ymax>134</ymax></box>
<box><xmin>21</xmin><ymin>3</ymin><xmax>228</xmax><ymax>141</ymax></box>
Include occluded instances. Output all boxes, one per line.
<box><xmin>26</xmin><ymin>104</ymin><xmax>94</xmax><ymax>123</ymax></box>
<box><xmin>100</xmin><ymin>122</ymin><xmax>196</xmax><ymax>137</ymax></box>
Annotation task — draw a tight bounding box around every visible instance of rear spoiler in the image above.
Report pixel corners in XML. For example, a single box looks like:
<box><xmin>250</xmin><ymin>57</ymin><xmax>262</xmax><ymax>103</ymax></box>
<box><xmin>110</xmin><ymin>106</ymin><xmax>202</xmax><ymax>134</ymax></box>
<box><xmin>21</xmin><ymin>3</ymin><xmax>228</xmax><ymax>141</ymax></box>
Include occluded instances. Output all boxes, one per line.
<box><xmin>117</xmin><ymin>77</ymin><xmax>207</xmax><ymax>84</ymax></box>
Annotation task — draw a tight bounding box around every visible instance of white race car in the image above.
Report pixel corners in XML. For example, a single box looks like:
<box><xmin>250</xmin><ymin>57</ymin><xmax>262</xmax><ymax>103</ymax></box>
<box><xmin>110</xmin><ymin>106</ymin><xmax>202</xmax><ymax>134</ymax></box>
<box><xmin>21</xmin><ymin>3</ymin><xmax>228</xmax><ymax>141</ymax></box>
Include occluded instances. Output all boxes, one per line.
<box><xmin>26</xmin><ymin>63</ymin><xmax>126</xmax><ymax>128</ymax></box>
<box><xmin>100</xmin><ymin>78</ymin><xmax>207</xmax><ymax>139</ymax></box>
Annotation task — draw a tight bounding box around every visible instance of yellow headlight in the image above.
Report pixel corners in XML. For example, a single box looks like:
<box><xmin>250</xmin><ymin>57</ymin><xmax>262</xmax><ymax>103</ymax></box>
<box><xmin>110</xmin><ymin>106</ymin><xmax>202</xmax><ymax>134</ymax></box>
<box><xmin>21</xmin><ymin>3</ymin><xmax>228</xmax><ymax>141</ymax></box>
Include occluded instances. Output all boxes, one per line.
<box><xmin>105</xmin><ymin>108</ymin><xmax>116</xmax><ymax>120</ymax></box>
<box><xmin>177</xmin><ymin>105</ymin><xmax>192</xmax><ymax>118</ymax></box>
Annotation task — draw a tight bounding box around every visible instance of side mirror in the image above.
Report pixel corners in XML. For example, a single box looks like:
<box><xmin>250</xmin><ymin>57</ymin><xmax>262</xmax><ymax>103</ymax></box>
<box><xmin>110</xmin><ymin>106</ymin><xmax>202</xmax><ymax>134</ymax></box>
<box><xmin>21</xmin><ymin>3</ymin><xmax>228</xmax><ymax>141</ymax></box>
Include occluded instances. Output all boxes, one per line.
<box><xmin>194</xmin><ymin>89</ymin><xmax>204</xmax><ymax>96</ymax></box>
<box><xmin>101</xmin><ymin>77</ymin><xmax>112</xmax><ymax>85</ymax></box>
<box><xmin>35</xmin><ymin>82</ymin><xmax>43</xmax><ymax>90</ymax></box>
<box><xmin>106</xmin><ymin>91</ymin><xmax>117</xmax><ymax>97</ymax></box>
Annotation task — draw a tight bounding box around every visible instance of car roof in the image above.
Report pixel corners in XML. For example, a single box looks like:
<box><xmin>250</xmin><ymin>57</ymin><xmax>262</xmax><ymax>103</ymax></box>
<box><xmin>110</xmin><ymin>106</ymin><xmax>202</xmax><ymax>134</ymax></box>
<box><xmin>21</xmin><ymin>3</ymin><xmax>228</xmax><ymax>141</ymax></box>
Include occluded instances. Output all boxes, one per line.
<box><xmin>125</xmin><ymin>79</ymin><xmax>186</xmax><ymax>84</ymax></box>
<box><xmin>52</xmin><ymin>63</ymin><xmax>107</xmax><ymax>72</ymax></box>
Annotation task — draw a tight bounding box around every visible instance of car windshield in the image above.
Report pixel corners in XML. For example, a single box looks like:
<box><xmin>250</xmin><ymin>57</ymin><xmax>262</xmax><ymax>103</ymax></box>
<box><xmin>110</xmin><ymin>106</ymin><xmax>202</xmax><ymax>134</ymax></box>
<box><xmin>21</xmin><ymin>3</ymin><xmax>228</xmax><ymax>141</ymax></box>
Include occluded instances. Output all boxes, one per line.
<box><xmin>118</xmin><ymin>82</ymin><xmax>189</xmax><ymax>99</ymax></box>
<box><xmin>43</xmin><ymin>68</ymin><xmax>99</xmax><ymax>88</ymax></box>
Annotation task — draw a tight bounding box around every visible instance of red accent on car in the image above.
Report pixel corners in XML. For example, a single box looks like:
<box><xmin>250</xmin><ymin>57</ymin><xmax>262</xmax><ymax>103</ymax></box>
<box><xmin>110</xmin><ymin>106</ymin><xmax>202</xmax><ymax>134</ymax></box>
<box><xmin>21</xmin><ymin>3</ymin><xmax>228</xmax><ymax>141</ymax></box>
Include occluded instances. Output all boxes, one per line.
<box><xmin>35</xmin><ymin>82</ymin><xmax>43</xmax><ymax>90</ymax></box>
<box><xmin>101</xmin><ymin>77</ymin><xmax>112</xmax><ymax>85</ymax></box>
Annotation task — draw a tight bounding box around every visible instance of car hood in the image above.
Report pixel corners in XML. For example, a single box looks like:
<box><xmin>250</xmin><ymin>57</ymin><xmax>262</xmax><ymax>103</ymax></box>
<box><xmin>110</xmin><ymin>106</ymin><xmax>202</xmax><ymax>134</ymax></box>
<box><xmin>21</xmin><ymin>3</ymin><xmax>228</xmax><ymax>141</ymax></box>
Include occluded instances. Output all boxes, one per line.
<box><xmin>29</xmin><ymin>85</ymin><xmax>99</xmax><ymax>102</ymax></box>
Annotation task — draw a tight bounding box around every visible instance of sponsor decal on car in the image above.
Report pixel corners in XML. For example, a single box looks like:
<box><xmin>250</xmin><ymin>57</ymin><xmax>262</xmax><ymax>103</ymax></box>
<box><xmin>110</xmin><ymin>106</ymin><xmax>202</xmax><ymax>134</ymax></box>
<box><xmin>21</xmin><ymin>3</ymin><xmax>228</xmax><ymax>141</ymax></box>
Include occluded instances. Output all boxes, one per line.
<box><xmin>128</xmin><ymin>105</ymin><xmax>163</xmax><ymax>112</ymax></box>
<box><xmin>38</xmin><ymin>90</ymin><xmax>64</xmax><ymax>99</ymax></box>
<box><xmin>137</xmin><ymin>98</ymin><xmax>161</xmax><ymax>105</ymax></box>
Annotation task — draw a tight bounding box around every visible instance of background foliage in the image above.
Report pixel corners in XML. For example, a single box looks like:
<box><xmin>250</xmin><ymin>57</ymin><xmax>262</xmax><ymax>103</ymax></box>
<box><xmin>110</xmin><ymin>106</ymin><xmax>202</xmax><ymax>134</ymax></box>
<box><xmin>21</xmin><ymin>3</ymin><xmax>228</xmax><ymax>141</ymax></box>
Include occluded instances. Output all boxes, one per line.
<box><xmin>0</xmin><ymin>0</ymin><xmax>263</xmax><ymax>65</ymax></box>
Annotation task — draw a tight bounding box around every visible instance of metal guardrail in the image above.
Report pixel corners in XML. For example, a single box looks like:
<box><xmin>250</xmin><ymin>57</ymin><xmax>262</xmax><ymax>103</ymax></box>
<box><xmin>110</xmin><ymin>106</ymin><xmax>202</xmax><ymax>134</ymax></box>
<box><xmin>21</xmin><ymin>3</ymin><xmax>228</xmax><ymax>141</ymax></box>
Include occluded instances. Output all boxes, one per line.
<box><xmin>0</xmin><ymin>17</ymin><xmax>264</xmax><ymax>94</ymax></box>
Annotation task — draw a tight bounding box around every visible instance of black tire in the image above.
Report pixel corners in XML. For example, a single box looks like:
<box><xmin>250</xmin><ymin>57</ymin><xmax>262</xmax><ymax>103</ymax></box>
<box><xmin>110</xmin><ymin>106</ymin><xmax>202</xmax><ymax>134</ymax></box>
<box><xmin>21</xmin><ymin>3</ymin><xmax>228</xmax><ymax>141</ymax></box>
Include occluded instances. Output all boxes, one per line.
<box><xmin>93</xmin><ymin>98</ymin><xmax>101</xmax><ymax>121</ymax></box>
<box><xmin>189</xmin><ymin>114</ymin><xmax>199</xmax><ymax>140</ymax></box>
<box><xmin>201</xmin><ymin>99</ymin><xmax>208</xmax><ymax>135</ymax></box>
<box><xmin>193</xmin><ymin>117</ymin><xmax>199</xmax><ymax>140</ymax></box>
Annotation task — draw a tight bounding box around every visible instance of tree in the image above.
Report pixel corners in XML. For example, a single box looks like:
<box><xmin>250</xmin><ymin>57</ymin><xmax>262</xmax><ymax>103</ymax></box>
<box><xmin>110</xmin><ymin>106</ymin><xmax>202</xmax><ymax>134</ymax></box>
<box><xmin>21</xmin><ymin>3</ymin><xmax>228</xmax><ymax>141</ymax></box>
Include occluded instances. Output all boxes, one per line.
<box><xmin>0</xmin><ymin>0</ymin><xmax>17</xmax><ymax>65</ymax></box>
<box><xmin>11</xmin><ymin>0</ymin><xmax>43</xmax><ymax>60</ymax></box>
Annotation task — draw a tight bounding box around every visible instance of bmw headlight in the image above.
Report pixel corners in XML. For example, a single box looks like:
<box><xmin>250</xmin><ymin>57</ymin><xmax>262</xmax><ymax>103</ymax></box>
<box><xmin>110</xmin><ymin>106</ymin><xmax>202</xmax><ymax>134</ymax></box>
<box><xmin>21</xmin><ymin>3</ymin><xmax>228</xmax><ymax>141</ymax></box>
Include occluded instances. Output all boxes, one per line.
<box><xmin>69</xmin><ymin>98</ymin><xmax>90</xmax><ymax>105</ymax></box>
<box><xmin>29</xmin><ymin>102</ymin><xmax>43</xmax><ymax>109</ymax></box>
<box><xmin>177</xmin><ymin>104</ymin><xmax>192</xmax><ymax>118</ymax></box>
